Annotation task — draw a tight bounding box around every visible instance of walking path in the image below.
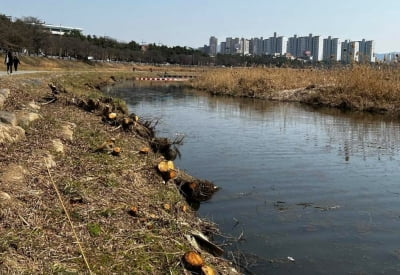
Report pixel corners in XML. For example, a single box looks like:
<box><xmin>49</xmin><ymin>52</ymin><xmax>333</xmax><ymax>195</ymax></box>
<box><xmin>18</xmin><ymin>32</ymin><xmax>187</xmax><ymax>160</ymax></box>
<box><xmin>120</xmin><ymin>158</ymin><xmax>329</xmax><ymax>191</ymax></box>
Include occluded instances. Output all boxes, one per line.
<box><xmin>0</xmin><ymin>70</ymin><xmax>49</xmax><ymax>77</ymax></box>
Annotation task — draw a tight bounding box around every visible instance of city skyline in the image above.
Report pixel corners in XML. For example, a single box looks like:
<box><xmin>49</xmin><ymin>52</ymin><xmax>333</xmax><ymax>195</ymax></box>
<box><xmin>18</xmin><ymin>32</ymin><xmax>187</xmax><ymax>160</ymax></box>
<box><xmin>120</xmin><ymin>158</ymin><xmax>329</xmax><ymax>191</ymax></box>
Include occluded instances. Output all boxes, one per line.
<box><xmin>207</xmin><ymin>33</ymin><xmax>375</xmax><ymax>63</ymax></box>
<box><xmin>1</xmin><ymin>0</ymin><xmax>399</xmax><ymax>53</ymax></box>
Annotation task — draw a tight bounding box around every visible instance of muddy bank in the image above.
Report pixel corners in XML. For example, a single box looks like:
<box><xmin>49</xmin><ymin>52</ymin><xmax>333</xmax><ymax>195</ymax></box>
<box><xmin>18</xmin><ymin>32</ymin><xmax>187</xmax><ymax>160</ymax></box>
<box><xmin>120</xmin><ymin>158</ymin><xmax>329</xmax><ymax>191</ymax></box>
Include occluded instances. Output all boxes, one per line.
<box><xmin>0</xmin><ymin>72</ymin><xmax>239</xmax><ymax>274</ymax></box>
<box><xmin>202</xmin><ymin>85</ymin><xmax>396</xmax><ymax>115</ymax></box>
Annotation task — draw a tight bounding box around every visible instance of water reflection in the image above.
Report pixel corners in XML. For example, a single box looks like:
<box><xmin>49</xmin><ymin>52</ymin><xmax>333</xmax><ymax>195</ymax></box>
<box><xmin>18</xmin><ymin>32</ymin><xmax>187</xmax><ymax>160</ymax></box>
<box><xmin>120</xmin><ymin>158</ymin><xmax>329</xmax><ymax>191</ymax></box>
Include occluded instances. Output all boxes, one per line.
<box><xmin>105</xmin><ymin>82</ymin><xmax>400</xmax><ymax>274</ymax></box>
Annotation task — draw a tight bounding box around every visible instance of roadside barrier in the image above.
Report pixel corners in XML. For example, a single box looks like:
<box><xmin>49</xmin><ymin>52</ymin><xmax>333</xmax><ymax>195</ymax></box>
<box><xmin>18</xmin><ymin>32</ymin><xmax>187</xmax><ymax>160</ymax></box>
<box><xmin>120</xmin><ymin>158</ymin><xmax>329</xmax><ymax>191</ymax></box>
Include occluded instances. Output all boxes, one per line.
<box><xmin>135</xmin><ymin>77</ymin><xmax>190</xmax><ymax>82</ymax></box>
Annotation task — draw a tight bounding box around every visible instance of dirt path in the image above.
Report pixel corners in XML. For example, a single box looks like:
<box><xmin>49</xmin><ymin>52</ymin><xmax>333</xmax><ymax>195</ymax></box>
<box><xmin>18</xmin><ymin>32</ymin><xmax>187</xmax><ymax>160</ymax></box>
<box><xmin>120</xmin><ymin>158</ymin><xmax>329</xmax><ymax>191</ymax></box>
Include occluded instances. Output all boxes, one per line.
<box><xmin>0</xmin><ymin>70</ymin><xmax>50</xmax><ymax>76</ymax></box>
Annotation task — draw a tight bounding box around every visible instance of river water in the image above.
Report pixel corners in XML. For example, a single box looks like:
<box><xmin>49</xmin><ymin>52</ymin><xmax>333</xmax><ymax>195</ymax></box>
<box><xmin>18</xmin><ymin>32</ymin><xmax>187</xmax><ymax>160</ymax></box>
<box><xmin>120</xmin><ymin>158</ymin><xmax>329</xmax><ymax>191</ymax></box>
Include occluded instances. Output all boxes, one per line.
<box><xmin>105</xmin><ymin>82</ymin><xmax>400</xmax><ymax>274</ymax></box>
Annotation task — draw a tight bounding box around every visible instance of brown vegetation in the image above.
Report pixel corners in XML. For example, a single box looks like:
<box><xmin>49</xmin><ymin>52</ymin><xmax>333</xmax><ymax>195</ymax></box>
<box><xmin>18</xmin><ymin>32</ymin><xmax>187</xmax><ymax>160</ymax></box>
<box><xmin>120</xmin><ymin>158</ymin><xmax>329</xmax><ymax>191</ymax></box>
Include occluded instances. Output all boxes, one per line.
<box><xmin>0</xmin><ymin>71</ymin><xmax>236</xmax><ymax>274</ymax></box>
<box><xmin>191</xmin><ymin>65</ymin><xmax>400</xmax><ymax>115</ymax></box>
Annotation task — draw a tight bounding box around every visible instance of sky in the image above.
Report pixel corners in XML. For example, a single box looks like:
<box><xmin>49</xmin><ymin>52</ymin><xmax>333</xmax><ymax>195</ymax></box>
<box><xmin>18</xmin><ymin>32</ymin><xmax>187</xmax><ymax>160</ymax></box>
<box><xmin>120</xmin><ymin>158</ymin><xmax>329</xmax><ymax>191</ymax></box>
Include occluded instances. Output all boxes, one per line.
<box><xmin>2</xmin><ymin>0</ymin><xmax>400</xmax><ymax>53</ymax></box>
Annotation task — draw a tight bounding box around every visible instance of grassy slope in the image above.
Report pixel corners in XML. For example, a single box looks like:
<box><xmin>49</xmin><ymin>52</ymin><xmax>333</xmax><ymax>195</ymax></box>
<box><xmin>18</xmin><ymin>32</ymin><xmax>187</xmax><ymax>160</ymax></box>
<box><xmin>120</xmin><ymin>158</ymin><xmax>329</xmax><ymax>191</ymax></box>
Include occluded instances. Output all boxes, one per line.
<box><xmin>0</xmin><ymin>62</ymin><xmax>236</xmax><ymax>274</ymax></box>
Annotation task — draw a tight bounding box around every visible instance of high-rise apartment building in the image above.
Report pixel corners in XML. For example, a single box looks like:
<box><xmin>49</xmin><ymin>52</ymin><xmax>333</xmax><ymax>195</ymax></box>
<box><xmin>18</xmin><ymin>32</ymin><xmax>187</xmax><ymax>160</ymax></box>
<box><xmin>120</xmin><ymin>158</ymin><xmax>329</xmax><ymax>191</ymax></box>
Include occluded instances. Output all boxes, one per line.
<box><xmin>359</xmin><ymin>39</ymin><xmax>375</xmax><ymax>62</ymax></box>
<box><xmin>263</xmin><ymin>38</ymin><xmax>272</xmax><ymax>55</ymax></box>
<box><xmin>211</xmin><ymin>34</ymin><xmax>375</xmax><ymax>63</ymax></box>
<box><xmin>287</xmin><ymin>35</ymin><xmax>298</xmax><ymax>57</ymax></box>
<box><xmin>240</xmin><ymin>38</ymin><xmax>250</xmax><ymax>55</ymax></box>
<box><xmin>287</xmin><ymin>34</ymin><xmax>313</xmax><ymax>58</ymax></box>
<box><xmin>341</xmin><ymin>40</ymin><xmax>360</xmax><ymax>63</ymax></box>
<box><xmin>323</xmin><ymin>36</ymin><xmax>342</xmax><ymax>61</ymax></box>
<box><xmin>270</xmin><ymin>32</ymin><xmax>277</xmax><ymax>54</ymax></box>
<box><xmin>312</xmin><ymin>36</ymin><xmax>324</xmax><ymax>61</ymax></box>
<box><xmin>262</xmin><ymin>32</ymin><xmax>287</xmax><ymax>55</ymax></box>
<box><xmin>209</xmin><ymin>36</ymin><xmax>218</xmax><ymax>56</ymax></box>
<box><xmin>221</xmin><ymin>37</ymin><xmax>242</xmax><ymax>55</ymax></box>
<box><xmin>250</xmin><ymin>37</ymin><xmax>264</xmax><ymax>56</ymax></box>
<box><xmin>231</xmin><ymin>38</ymin><xmax>241</xmax><ymax>54</ymax></box>
<box><xmin>225</xmin><ymin>37</ymin><xmax>232</xmax><ymax>54</ymax></box>
<box><xmin>220</xmin><ymin>42</ymin><xmax>226</xmax><ymax>55</ymax></box>
<box><xmin>286</xmin><ymin>34</ymin><xmax>322</xmax><ymax>61</ymax></box>
<box><xmin>299</xmin><ymin>34</ymin><xmax>313</xmax><ymax>57</ymax></box>
<box><xmin>276</xmin><ymin>36</ymin><xmax>288</xmax><ymax>55</ymax></box>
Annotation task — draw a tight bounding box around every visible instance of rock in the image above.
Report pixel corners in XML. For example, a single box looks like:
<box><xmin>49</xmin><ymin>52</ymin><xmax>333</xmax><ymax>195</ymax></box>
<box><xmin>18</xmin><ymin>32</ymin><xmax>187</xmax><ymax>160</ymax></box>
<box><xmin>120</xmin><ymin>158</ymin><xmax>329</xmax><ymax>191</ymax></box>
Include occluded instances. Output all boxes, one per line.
<box><xmin>52</xmin><ymin>139</ymin><xmax>64</xmax><ymax>154</ymax></box>
<box><xmin>0</xmin><ymin>123</ymin><xmax>25</xmax><ymax>145</ymax></box>
<box><xmin>0</xmin><ymin>191</ymin><xmax>11</xmax><ymax>201</ymax></box>
<box><xmin>0</xmin><ymin>111</ymin><xmax>17</xmax><ymax>126</ymax></box>
<box><xmin>15</xmin><ymin>111</ymin><xmax>41</xmax><ymax>128</ymax></box>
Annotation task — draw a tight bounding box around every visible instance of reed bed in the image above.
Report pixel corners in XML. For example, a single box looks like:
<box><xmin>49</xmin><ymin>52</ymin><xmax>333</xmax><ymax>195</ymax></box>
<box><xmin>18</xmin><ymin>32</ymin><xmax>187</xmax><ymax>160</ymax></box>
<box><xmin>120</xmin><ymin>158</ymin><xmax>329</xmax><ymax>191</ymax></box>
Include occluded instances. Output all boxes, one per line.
<box><xmin>191</xmin><ymin>65</ymin><xmax>400</xmax><ymax>114</ymax></box>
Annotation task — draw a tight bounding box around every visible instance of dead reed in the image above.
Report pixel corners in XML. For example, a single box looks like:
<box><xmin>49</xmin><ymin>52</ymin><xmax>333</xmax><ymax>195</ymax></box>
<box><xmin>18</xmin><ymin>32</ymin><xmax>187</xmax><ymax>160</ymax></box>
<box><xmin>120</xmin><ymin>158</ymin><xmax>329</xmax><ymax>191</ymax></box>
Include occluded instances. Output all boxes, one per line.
<box><xmin>190</xmin><ymin>65</ymin><xmax>400</xmax><ymax>114</ymax></box>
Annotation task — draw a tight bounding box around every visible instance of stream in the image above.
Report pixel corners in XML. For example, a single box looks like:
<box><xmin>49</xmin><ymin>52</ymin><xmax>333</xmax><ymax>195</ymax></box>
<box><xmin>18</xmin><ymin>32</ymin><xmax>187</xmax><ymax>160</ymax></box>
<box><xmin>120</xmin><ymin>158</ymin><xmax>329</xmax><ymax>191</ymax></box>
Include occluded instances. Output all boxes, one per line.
<box><xmin>105</xmin><ymin>82</ymin><xmax>400</xmax><ymax>274</ymax></box>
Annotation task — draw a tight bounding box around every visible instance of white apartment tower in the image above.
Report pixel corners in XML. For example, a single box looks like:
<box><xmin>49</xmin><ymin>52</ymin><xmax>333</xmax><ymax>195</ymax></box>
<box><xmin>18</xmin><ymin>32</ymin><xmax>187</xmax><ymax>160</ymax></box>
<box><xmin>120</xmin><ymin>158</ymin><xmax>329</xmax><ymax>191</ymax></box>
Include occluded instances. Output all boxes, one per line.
<box><xmin>311</xmin><ymin>36</ymin><xmax>323</xmax><ymax>61</ymax></box>
<box><xmin>240</xmin><ymin>38</ymin><xmax>250</xmax><ymax>55</ymax></box>
<box><xmin>330</xmin><ymin>38</ymin><xmax>342</xmax><ymax>61</ymax></box>
<box><xmin>276</xmin><ymin>36</ymin><xmax>288</xmax><ymax>55</ymax></box>
<box><xmin>209</xmin><ymin>36</ymin><xmax>218</xmax><ymax>56</ymax></box>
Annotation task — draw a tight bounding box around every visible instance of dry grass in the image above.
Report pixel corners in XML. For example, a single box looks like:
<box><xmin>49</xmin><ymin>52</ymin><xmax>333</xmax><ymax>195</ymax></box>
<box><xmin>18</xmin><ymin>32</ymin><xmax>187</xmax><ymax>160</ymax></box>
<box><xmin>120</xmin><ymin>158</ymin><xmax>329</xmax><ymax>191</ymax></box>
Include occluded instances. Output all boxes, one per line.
<box><xmin>190</xmin><ymin>67</ymin><xmax>332</xmax><ymax>95</ymax></box>
<box><xmin>191</xmin><ymin>65</ymin><xmax>400</xmax><ymax>114</ymax></box>
<box><xmin>1</xmin><ymin>54</ymin><xmax>204</xmax><ymax>76</ymax></box>
<box><xmin>0</xmin><ymin>72</ymin><xmax>237</xmax><ymax>274</ymax></box>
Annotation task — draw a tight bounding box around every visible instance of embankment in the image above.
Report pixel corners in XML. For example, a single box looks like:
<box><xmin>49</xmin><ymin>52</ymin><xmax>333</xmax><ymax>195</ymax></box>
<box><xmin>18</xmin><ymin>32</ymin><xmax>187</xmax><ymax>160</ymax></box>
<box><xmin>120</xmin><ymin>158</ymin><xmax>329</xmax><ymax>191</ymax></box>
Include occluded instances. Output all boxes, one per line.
<box><xmin>0</xmin><ymin>71</ymin><xmax>238</xmax><ymax>274</ymax></box>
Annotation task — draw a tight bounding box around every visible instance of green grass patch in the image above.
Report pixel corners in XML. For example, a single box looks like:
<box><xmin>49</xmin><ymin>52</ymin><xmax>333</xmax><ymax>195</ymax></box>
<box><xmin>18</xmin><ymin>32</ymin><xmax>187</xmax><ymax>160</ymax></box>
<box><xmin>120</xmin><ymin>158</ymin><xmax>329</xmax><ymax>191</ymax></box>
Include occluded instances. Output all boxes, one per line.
<box><xmin>87</xmin><ymin>223</ymin><xmax>102</xmax><ymax>237</ymax></box>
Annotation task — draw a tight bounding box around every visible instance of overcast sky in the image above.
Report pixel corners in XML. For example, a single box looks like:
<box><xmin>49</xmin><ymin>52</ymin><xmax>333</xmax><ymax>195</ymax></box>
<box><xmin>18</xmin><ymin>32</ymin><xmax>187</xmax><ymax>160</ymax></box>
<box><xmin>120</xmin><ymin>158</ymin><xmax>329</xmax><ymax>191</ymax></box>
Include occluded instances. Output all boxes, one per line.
<box><xmin>2</xmin><ymin>0</ymin><xmax>399</xmax><ymax>53</ymax></box>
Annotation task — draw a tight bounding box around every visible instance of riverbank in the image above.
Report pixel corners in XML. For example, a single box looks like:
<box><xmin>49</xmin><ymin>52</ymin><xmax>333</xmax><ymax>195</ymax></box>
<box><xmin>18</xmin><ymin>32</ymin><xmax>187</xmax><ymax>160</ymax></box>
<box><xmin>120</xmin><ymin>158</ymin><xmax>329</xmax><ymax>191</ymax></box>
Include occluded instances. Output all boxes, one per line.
<box><xmin>0</xmin><ymin>71</ymin><xmax>238</xmax><ymax>274</ymax></box>
<box><xmin>190</xmin><ymin>65</ymin><xmax>400</xmax><ymax>115</ymax></box>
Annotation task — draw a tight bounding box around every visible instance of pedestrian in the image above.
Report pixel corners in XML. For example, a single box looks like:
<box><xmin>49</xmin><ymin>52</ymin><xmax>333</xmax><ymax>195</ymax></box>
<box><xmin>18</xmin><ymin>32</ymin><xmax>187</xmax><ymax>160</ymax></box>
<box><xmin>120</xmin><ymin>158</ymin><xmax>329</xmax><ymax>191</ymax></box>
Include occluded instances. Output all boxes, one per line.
<box><xmin>13</xmin><ymin>55</ymin><xmax>20</xmax><ymax>72</ymax></box>
<box><xmin>4</xmin><ymin>50</ymin><xmax>13</xmax><ymax>74</ymax></box>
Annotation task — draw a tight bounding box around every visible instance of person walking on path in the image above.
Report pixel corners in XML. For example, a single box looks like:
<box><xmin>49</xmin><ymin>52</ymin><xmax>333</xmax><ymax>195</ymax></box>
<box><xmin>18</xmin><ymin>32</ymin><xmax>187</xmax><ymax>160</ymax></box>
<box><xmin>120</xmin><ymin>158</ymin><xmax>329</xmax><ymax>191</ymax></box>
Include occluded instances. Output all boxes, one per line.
<box><xmin>13</xmin><ymin>55</ymin><xmax>20</xmax><ymax>72</ymax></box>
<box><xmin>4</xmin><ymin>51</ymin><xmax>13</xmax><ymax>74</ymax></box>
